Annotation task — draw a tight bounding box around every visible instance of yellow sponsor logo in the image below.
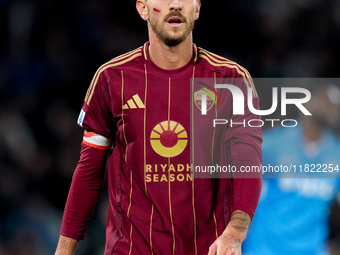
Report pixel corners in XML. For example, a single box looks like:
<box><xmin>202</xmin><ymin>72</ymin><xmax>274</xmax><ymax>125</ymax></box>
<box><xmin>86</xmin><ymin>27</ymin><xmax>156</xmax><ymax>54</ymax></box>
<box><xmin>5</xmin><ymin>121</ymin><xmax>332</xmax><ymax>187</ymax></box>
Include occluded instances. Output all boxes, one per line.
<box><xmin>146</xmin><ymin>163</ymin><xmax>193</xmax><ymax>183</ymax></box>
<box><xmin>150</xmin><ymin>120</ymin><xmax>188</xmax><ymax>158</ymax></box>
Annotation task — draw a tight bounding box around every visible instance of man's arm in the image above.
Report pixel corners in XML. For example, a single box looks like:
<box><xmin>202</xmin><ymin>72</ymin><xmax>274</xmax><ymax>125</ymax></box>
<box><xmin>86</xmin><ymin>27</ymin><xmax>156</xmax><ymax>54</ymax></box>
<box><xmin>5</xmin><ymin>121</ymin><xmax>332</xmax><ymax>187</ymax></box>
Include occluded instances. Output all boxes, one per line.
<box><xmin>209</xmin><ymin>77</ymin><xmax>262</xmax><ymax>254</ymax></box>
<box><xmin>55</xmin><ymin>133</ymin><xmax>111</xmax><ymax>254</ymax></box>
<box><xmin>55</xmin><ymin>236</ymin><xmax>79</xmax><ymax>255</ymax></box>
<box><xmin>208</xmin><ymin>145</ymin><xmax>262</xmax><ymax>255</ymax></box>
<box><xmin>208</xmin><ymin>210</ymin><xmax>251</xmax><ymax>255</ymax></box>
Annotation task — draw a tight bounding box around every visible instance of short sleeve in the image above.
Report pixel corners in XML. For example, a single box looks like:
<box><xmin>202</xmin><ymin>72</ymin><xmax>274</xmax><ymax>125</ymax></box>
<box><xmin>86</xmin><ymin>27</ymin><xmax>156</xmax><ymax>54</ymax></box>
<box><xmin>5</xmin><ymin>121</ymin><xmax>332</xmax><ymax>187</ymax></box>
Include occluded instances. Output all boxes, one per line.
<box><xmin>77</xmin><ymin>69</ymin><xmax>116</xmax><ymax>139</ymax></box>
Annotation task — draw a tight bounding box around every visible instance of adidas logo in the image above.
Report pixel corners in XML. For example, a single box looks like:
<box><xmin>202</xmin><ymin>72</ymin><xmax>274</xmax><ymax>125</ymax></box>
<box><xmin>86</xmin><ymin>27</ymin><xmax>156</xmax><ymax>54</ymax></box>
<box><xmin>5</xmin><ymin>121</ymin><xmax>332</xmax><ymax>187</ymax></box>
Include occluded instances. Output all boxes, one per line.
<box><xmin>122</xmin><ymin>94</ymin><xmax>145</xmax><ymax>109</ymax></box>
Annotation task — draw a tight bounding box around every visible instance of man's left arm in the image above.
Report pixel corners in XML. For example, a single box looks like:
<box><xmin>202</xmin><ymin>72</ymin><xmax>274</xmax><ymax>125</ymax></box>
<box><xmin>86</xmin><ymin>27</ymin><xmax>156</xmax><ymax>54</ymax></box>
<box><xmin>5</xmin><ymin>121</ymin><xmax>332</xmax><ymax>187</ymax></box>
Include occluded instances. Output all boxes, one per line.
<box><xmin>208</xmin><ymin>210</ymin><xmax>251</xmax><ymax>255</ymax></box>
<box><xmin>209</xmin><ymin>77</ymin><xmax>263</xmax><ymax>255</ymax></box>
<box><xmin>208</xmin><ymin>145</ymin><xmax>262</xmax><ymax>255</ymax></box>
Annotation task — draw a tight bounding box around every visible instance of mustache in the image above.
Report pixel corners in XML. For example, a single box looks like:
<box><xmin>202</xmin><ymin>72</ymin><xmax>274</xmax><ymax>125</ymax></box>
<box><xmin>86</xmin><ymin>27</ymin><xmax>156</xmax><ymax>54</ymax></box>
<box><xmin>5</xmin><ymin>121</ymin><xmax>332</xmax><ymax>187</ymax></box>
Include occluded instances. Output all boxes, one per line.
<box><xmin>163</xmin><ymin>10</ymin><xmax>187</xmax><ymax>23</ymax></box>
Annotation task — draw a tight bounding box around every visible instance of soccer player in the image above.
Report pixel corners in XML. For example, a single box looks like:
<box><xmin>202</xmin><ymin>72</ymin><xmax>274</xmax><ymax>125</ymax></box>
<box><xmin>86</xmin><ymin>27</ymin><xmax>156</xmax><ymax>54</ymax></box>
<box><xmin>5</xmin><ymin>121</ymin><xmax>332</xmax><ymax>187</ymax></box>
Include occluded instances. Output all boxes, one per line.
<box><xmin>55</xmin><ymin>0</ymin><xmax>262</xmax><ymax>254</ymax></box>
<box><xmin>243</xmin><ymin>84</ymin><xmax>340</xmax><ymax>255</ymax></box>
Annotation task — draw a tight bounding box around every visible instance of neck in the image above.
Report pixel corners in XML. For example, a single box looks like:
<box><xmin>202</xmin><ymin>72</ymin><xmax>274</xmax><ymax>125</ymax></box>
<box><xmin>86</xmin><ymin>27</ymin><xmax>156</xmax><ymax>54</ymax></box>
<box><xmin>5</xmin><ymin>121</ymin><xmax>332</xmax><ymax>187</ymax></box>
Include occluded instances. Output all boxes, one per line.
<box><xmin>148</xmin><ymin>30</ymin><xmax>193</xmax><ymax>70</ymax></box>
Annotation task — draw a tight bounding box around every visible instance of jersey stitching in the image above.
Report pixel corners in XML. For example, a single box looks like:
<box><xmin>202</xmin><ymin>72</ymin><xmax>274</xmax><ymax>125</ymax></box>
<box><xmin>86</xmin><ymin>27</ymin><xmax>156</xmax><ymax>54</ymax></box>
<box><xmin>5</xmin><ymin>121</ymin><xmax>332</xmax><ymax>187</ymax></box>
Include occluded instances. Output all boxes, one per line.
<box><xmin>85</xmin><ymin>47</ymin><xmax>142</xmax><ymax>101</ymax></box>
<box><xmin>199</xmin><ymin>49</ymin><xmax>258</xmax><ymax>97</ymax></box>
<box><xmin>168</xmin><ymin>77</ymin><xmax>176</xmax><ymax>255</ymax></box>
<box><xmin>85</xmin><ymin>49</ymin><xmax>143</xmax><ymax>105</ymax></box>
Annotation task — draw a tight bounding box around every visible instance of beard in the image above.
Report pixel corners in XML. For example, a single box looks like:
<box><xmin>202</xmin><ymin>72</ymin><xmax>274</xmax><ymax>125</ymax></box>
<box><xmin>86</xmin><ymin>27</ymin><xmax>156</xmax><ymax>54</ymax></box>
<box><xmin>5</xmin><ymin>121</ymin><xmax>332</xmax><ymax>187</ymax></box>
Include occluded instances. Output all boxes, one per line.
<box><xmin>149</xmin><ymin>11</ymin><xmax>195</xmax><ymax>47</ymax></box>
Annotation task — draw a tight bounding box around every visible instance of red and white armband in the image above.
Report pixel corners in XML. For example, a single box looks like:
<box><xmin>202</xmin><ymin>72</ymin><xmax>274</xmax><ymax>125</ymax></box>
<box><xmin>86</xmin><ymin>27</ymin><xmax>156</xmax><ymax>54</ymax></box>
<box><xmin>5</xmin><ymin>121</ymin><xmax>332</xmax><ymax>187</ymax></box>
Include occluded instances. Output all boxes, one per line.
<box><xmin>82</xmin><ymin>130</ymin><xmax>112</xmax><ymax>149</ymax></box>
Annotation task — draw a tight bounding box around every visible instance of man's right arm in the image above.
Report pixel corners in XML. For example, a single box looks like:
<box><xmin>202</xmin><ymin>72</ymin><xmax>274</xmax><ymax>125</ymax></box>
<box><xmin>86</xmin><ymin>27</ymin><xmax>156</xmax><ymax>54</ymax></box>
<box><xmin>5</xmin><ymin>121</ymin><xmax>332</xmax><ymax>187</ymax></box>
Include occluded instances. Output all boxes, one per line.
<box><xmin>55</xmin><ymin>235</ymin><xmax>79</xmax><ymax>255</ymax></box>
<box><xmin>55</xmin><ymin>132</ymin><xmax>112</xmax><ymax>254</ymax></box>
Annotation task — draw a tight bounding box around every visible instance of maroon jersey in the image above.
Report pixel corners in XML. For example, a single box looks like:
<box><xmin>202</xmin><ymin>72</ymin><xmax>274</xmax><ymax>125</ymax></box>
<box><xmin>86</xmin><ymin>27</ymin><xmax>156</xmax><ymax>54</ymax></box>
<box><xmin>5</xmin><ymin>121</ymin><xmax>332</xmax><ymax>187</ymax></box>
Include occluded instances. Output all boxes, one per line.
<box><xmin>61</xmin><ymin>42</ymin><xmax>262</xmax><ymax>255</ymax></box>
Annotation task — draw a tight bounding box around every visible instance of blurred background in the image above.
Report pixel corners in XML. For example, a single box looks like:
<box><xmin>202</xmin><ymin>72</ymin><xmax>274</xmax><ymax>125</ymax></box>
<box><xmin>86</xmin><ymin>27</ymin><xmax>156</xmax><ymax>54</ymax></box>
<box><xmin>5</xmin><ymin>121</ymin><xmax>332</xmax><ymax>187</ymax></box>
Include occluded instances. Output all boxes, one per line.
<box><xmin>0</xmin><ymin>0</ymin><xmax>340</xmax><ymax>254</ymax></box>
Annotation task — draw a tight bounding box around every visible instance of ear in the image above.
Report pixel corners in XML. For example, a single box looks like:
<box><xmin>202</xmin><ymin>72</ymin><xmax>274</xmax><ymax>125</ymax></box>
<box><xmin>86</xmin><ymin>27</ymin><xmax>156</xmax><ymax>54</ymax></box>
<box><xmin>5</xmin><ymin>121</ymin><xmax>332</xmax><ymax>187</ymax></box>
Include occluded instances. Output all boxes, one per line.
<box><xmin>195</xmin><ymin>0</ymin><xmax>201</xmax><ymax>20</ymax></box>
<box><xmin>136</xmin><ymin>0</ymin><xmax>149</xmax><ymax>21</ymax></box>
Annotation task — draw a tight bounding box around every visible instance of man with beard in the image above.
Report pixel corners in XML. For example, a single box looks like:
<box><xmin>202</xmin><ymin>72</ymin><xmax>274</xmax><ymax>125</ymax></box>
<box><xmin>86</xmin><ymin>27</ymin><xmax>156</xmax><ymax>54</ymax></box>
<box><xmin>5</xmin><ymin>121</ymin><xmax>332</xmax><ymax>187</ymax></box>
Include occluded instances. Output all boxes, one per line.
<box><xmin>55</xmin><ymin>0</ymin><xmax>262</xmax><ymax>254</ymax></box>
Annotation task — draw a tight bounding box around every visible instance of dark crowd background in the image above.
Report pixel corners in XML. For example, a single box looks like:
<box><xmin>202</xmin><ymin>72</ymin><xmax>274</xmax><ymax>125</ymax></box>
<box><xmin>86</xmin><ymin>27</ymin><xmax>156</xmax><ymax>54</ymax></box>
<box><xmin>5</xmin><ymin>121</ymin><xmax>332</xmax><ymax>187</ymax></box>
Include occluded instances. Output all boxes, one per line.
<box><xmin>0</xmin><ymin>0</ymin><xmax>340</xmax><ymax>254</ymax></box>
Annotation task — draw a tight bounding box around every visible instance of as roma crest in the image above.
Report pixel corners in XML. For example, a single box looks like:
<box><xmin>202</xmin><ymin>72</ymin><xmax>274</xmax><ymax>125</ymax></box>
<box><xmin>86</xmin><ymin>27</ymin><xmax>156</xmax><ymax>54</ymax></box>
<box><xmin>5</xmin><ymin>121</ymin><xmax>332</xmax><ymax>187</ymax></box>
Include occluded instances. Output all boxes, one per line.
<box><xmin>194</xmin><ymin>89</ymin><xmax>215</xmax><ymax>112</ymax></box>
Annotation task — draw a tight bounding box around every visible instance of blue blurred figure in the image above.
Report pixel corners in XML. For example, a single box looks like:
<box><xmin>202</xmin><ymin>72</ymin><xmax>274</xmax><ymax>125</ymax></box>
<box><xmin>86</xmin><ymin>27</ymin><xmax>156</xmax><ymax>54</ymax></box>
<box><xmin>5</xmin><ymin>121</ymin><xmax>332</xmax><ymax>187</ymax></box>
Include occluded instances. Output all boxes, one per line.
<box><xmin>243</xmin><ymin>83</ymin><xmax>340</xmax><ymax>255</ymax></box>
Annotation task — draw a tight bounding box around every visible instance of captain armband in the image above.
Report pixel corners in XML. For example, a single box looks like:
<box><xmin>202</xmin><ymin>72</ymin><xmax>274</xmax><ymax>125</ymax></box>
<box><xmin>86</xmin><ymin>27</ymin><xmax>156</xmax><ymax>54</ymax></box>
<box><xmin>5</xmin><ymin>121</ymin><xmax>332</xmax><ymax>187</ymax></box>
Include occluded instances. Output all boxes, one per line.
<box><xmin>82</xmin><ymin>130</ymin><xmax>112</xmax><ymax>149</ymax></box>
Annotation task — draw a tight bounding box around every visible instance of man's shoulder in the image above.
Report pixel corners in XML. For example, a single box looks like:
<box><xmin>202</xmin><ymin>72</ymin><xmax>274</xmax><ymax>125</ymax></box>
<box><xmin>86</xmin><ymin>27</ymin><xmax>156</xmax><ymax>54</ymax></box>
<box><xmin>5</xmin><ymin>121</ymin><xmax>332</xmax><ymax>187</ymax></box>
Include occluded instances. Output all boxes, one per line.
<box><xmin>95</xmin><ymin>46</ymin><xmax>145</xmax><ymax>77</ymax></box>
<box><xmin>196</xmin><ymin>47</ymin><xmax>251</xmax><ymax>79</ymax></box>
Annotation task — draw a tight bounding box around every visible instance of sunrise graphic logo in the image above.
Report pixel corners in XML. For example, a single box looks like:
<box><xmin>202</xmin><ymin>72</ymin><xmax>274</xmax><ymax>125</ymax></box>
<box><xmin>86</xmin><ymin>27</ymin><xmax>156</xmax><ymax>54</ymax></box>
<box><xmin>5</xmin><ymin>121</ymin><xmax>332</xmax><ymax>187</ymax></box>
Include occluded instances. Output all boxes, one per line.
<box><xmin>150</xmin><ymin>120</ymin><xmax>188</xmax><ymax>158</ymax></box>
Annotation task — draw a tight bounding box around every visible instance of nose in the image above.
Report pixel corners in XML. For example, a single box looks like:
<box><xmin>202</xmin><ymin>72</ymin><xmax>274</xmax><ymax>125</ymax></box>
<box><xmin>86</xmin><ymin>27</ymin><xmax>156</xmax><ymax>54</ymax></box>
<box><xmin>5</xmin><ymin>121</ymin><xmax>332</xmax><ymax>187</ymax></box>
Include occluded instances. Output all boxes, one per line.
<box><xmin>169</xmin><ymin>0</ymin><xmax>183</xmax><ymax>11</ymax></box>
